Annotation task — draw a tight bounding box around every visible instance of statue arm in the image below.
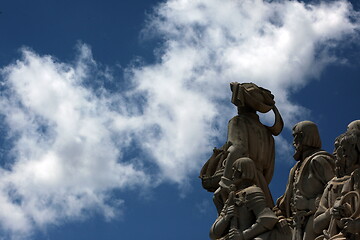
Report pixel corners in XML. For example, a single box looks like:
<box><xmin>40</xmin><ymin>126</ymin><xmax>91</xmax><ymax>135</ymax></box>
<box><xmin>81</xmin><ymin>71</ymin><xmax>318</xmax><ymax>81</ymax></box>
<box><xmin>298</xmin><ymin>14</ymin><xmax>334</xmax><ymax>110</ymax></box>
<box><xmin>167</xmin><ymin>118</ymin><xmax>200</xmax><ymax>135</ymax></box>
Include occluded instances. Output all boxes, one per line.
<box><xmin>243</xmin><ymin>189</ymin><xmax>278</xmax><ymax>240</ymax></box>
<box><xmin>243</xmin><ymin>209</ymin><xmax>278</xmax><ymax>240</ymax></box>
<box><xmin>209</xmin><ymin>215</ymin><xmax>229</xmax><ymax>240</ymax></box>
<box><xmin>209</xmin><ymin>203</ymin><xmax>232</xmax><ymax>239</ymax></box>
<box><xmin>313</xmin><ymin>185</ymin><xmax>332</xmax><ymax>234</ymax></box>
<box><xmin>310</xmin><ymin>156</ymin><xmax>335</xmax><ymax>185</ymax></box>
<box><xmin>273</xmin><ymin>166</ymin><xmax>297</xmax><ymax>219</ymax></box>
<box><xmin>223</xmin><ymin>117</ymin><xmax>249</xmax><ymax>181</ymax></box>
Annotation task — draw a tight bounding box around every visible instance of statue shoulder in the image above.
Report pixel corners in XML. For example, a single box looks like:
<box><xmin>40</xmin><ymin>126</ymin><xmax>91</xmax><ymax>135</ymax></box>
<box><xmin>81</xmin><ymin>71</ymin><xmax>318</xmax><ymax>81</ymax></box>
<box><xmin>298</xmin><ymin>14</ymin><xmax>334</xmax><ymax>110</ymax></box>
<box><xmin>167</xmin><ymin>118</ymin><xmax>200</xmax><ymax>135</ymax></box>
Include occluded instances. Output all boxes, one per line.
<box><xmin>239</xmin><ymin>186</ymin><xmax>266</xmax><ymax>202</ymax></box>
<box><xmin>307</xmin><ymin>151</ymin><xmax>336</xmax><ymax>183</ymax></box>
<box><xmin>310</xmin><ymin>151</ymin><xmax>335</xmax><ymax>166</ymax></box>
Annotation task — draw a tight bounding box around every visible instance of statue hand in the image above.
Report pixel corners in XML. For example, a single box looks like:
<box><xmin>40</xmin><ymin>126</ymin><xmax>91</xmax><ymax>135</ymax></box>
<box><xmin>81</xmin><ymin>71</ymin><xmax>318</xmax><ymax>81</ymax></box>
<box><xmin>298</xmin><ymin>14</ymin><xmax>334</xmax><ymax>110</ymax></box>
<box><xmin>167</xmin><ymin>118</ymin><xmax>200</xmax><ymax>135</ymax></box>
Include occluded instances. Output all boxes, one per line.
<box><xmin>277</xmin><ymin>218</ymin><xmax>292</xmax><ymax>235</ymax></box>
<box><xmin>294</xmin><ymin>194</ymin><xmax>308</xmax><ymax>210</ymax></box>
<box><xmin>228</xmin><ymin>228</ymin><xmax>244</xmax><ymax>240</ymax></box>
<box><xmin>330</xmin><ymin>205</ymin><xmax>342</xmax><ymax>220</ymax></box>
<box><xmin>342</xmin><ymin>218</ymin><xmax>360</xmax><ymax>234</ymax></box>
<box><xmin>331</xmin><ymin>204</ymin><xmax>351</xmax><ymax>220</ymax></box>
<box><xmin>224</xmin><ymin>205</ymin><xmax>236</xmax><ymax>221</ymax></box>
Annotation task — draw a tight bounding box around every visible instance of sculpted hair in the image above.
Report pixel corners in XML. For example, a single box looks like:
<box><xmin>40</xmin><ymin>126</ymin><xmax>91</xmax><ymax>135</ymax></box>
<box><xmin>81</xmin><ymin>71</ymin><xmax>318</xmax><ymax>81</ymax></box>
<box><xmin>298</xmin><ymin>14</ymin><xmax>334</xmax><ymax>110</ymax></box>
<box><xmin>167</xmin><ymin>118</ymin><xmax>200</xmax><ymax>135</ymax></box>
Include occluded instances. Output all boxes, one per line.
<box><xmin>347</xmin><ymin>120</ymin><xmax>360</xmax><ymax>132</ymax></box>
<box><xmin>338</xmin><ymin>130</ymin><xmax>360</xmax><ymax>165</ymax></box>
<box><xmin>293</xmin><ymin>121</ymin><xmax>322</xmax><ymax>149</ymax></box>
<box><xmin>232</xmin><ymin>157</ymin><xmax>257</xmax><ymax>182</ymax></box>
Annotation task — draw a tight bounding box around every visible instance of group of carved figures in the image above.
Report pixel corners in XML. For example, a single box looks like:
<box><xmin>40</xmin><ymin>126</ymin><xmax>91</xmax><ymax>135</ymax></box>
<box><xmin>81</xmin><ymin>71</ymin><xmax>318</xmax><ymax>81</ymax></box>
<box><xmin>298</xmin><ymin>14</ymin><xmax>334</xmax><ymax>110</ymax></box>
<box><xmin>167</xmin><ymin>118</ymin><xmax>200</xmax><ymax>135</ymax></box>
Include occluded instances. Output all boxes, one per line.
<box><xmin>200</xmin><ymin>82</ymin><xmax>360</xmax><ymax>240</ymax></box>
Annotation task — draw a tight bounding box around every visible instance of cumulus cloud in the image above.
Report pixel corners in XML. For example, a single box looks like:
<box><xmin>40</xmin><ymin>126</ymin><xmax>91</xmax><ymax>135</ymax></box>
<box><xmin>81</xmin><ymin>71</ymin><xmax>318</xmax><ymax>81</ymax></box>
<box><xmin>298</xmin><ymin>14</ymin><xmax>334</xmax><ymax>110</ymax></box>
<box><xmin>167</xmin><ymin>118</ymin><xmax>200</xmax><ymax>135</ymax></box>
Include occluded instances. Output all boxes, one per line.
<box><xmin>0</xmin><ymin>47</ymin><xmax>149</xmax><ymax>237</ymax></box>
<box><xmin>133</xmin><ymin>0</ymin><xmax>359</xmax><ymax>174</ymax></box>
<box><xmin>0</xmin><ymin>0</ymin><xmax>359</xmax><ymax>237</ymax></box>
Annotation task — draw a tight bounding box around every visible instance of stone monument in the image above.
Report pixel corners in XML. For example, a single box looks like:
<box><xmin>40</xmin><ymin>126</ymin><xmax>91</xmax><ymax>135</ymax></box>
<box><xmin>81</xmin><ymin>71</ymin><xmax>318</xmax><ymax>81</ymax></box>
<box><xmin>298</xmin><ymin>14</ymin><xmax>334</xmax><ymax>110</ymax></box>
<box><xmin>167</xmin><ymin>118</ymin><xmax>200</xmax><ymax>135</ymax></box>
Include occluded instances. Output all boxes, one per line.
<box><xmin>210</xmin><ymin>157</ymin><xmax>290</xmax><ymax>240</ymax></box>
<box><xmin>199</xmin><ymin>82</ymin><xmax>360</xmax><ymax>240</ymax></box>
<box><xmin>200</xmin><ymin>82</ymin><xmax>284</xmax><ymax>214</ymax></box>
<box><xmin>313</xmin><ymin>129</ymin><xmax>360</xmax><ymax>239</ymax></box>
<box><xmin>274</xmin><ymin>121</ymin><xmax>335</xmax><ymax>240</ymax></box>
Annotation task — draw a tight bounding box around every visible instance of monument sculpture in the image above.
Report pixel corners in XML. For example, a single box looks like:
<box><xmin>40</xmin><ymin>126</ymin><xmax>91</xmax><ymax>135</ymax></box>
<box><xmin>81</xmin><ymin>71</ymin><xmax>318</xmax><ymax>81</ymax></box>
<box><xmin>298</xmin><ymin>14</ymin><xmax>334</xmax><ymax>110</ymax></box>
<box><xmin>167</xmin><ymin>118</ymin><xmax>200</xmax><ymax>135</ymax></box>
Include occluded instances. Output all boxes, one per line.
<box><xmin>210</xmin><ymin>157</ymin><xmax>290</xmax><ymax>240</ymax></box>
<box><xmin>274</xmin><ymin>121</ymin><xmax>335</xmax><ymax>240</ymax></box>
<box><xmin>200</xmin><ymin>82</ymin><xmax>360</xmax><ymax>240</ymax></box>
<box><xmin>200</xmin><ymin>82</ymin><xmax>284</xmax><ymax>214</ymax></box>
<box><xmin>313</xmin><ymin>129</ymin><xmax>360</xmax><ymax>240</ymax></box>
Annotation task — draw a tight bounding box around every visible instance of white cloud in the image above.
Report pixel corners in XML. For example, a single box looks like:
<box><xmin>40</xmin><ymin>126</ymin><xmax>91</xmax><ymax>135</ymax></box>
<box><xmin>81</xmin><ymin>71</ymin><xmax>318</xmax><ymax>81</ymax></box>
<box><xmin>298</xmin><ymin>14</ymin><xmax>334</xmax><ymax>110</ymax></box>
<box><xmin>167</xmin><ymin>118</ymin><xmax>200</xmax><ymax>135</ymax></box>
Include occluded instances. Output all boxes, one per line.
<box><xmin>0</xmin><ymin>0</ymin><xmax>359</xmax><ymax>238</ymax></box>
<box><xmin>0</xmin><ymin>47</ymin><xmax>149</xmax><ymax>236</ymax></box>
<box><xmin>134</xmin><ymin>0</ymin><xmax>359</xmax><ymax>171</ymax></box>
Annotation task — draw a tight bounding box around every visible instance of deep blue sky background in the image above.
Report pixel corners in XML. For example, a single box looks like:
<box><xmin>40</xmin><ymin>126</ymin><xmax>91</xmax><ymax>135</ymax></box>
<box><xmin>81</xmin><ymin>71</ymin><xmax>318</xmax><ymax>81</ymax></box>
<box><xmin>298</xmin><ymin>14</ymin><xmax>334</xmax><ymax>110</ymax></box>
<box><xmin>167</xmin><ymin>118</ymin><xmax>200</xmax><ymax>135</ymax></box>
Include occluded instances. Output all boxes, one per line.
<box><xmin>1</xmin><ymin>0</ymin><xmax>360</xmax><ymax>239</ymax></box>
<box><xmin>1</xmin><ymin>0</ymin><xmax>159</xmax><ymax>66</ymax></box>
<box><xmin>0</xmin><ymin>1</ymin><xmax>216</xmax><ymax>239</ymax></box>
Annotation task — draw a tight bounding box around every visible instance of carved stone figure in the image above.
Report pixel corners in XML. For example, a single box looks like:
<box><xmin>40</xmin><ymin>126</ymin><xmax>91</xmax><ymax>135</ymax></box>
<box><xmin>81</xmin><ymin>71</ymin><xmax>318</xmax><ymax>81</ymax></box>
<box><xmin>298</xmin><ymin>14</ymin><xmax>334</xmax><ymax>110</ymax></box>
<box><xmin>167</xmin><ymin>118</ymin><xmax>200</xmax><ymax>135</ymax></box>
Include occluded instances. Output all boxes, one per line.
<box><xmin>274</xmin><ymin>121</ymin><xmax>335</xmax><ymax>240</ymax></box>
<box><xmin>313</xmin><ymin>130</ymin><xmax>360</xmax><ymax>240</ymax></box>
<box><xmin>210</xmin><ymin>157</ymin><xmax>290</xmax><ymax>240</ymax></box>
<box><xmin>200</xmin><ymin>82</ymin><xmax>284</xmax><ymax>213</ymax></box>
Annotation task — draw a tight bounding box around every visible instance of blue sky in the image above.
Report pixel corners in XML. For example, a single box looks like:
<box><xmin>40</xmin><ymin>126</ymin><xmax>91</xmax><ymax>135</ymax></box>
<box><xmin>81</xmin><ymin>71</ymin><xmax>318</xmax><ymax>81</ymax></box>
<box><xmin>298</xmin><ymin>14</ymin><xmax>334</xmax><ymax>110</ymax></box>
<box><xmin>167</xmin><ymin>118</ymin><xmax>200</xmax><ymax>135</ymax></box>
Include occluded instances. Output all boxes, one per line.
<box><xmin>0</xmin><ymin>0</ymin><xmax>360</xmax><ymax>239</ymax></box>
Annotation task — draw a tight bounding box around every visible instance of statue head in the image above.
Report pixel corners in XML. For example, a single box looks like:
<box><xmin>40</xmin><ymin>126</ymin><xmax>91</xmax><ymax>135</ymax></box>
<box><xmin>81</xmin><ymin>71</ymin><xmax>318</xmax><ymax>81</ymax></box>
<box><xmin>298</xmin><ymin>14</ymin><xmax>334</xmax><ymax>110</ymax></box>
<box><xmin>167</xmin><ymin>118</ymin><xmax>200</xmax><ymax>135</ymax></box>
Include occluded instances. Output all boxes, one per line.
<box><xmin>231</xmin><ymin>157</ymin><xmax>257</xmax><ymax>187</ymax></box>
<box><xmin>230</xmin><ymin>82</ymin><xmax>284</xmax><ymax>136</ymax></box>
<box><xmin>230</xmin><ymin>82</ymin><xmax>275</xmax><ymax>113</ymax></box>
<box><xmin>347</xmin><ymin>120</ymin><xmax>360</xmax><ymax>133</ymax></box>
<box><xmin>334</xmin><ymin>130</ymin><xmax>360</xmax><ymax>177</ymax></box>
<box><xmin>292</xmin><ymin>121</ymin><xmax>322</xmax><ymax>160</ymax></box>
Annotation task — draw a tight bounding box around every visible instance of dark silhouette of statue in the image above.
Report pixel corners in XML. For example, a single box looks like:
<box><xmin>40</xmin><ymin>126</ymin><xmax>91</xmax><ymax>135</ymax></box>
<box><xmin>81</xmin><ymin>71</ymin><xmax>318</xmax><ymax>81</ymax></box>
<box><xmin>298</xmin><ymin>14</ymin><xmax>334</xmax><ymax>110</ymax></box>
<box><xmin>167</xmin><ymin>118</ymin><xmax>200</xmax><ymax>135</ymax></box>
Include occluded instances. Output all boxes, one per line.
<box><xmin>199</xmin><ymin>83</ymin><xmax>360</xmax><ymax>240</ymax></box>
<box><xmin>313</xmin><ymin>129</ymin><xmax>360</xmax><ymax>240</ymax></box>
<box><xmin>274</xmin><ymin>121</ymin><xmax>335</xmax><ymax>240</ymax></box>
<box><xmin>210</xmin><ymin>157</ymin><xmax>291</xmax><ymax>240</ymax></box>
<box><xmin>200</xmin><ymin>82</ymin><xmax>284</xmax><ymax>213</ymax></box>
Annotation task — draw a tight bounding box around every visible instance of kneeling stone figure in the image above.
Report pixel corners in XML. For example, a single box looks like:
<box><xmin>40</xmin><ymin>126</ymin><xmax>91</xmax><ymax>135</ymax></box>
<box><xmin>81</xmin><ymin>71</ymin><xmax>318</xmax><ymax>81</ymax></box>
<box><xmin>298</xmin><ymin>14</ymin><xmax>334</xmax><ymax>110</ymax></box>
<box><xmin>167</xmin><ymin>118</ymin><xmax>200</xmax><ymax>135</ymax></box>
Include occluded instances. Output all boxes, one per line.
<box><xmin>210</xmin><ymin>157</ymin><xmax>291</xmax><ymax>240</ymax></box>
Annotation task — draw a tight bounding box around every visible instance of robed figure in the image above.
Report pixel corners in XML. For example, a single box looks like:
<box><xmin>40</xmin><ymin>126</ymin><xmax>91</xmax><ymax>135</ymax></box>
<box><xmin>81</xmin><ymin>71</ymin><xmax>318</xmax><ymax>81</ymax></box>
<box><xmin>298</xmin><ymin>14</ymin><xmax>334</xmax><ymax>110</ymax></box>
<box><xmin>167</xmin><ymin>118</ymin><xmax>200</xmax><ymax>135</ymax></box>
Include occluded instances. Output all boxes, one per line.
<box><xmin>200</xmin><ymin>82</ymin><xmax>284</xmax><ymax>213</ymax></box>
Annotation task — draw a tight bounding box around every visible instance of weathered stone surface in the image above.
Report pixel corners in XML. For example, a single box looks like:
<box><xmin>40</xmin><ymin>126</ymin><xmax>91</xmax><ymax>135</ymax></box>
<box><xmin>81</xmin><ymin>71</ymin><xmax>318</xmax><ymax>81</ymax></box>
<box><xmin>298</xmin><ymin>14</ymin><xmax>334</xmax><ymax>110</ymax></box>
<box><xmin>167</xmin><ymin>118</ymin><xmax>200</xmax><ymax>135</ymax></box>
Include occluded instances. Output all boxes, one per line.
<box><xmin>274</xmin><ymin>121</ymin><xmax>335</xmax><ymax>240</ymax></box>
<box><xmin>200</xmin><ymin>83</ymin><xmax>360</xmax><ymax>240</ymax></box>
<box><xmin>210</xmin><ymin>157</ymin><xmax>291</xmax><ymax>240</ymax></box>
<box><xmin>314</xmin><ymin>129</ymin><xmax>360</xmax><ymax>240</ymax></box>
<box><xmin>200</xmin><ymin>82</ymin><xmax>284</xmax><ymax>214</ymax></box>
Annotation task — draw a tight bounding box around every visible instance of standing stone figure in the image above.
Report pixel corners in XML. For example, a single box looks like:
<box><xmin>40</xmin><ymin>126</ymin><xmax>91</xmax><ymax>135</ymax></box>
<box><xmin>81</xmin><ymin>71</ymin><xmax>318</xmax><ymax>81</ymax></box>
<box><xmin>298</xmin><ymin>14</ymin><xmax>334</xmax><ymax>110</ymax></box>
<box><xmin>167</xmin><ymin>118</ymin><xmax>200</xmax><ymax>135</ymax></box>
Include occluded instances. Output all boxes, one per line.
<box><xmin>313</xmin><ymin>129</ymin><xmax>360</xmax><ymax>240</ymax></box>
<box><xmin>200</xmin><ymin>82</ymin><xmax>284</xmax><ymax>213</ymax></box>
<box><xmin>274</xmin><ymin>121</ymin><xmax>335</xmax><ymax>240</ymax></box>
<box><xmin>210</xmin><ymin>157</ymin><xmax>287</xmax><ymax>240</ymax></box>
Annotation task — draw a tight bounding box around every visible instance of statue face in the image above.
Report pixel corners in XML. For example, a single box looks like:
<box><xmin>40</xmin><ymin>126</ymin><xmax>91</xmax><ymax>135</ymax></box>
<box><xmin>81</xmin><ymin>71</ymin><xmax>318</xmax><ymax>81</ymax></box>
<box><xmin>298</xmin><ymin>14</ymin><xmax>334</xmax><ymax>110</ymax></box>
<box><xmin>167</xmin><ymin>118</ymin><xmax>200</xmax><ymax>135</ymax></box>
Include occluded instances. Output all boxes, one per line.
<box><xmin>230</xmin><ymin>82</ymin><xmax>245</xmax><ymax>107</ymax></box>
<box><xmin>231</xmin><ymin>168</ymin><xmax>243</xmax><ymax>185</ymax></box>
<box><xmin>292</xmin><ymin>130</ymin><xmax>303</xmax><ymax>160</ymax></box>
<box><xmin>334</xmin><ymin>138</ymin><xmax>358</xmax><ymax>176</ymax></box>
<box><xmin>231</xmin><ymin>158</ymin><xmax>256</xmax><ymax>187</ymax></box>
